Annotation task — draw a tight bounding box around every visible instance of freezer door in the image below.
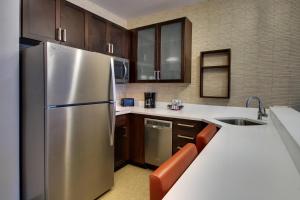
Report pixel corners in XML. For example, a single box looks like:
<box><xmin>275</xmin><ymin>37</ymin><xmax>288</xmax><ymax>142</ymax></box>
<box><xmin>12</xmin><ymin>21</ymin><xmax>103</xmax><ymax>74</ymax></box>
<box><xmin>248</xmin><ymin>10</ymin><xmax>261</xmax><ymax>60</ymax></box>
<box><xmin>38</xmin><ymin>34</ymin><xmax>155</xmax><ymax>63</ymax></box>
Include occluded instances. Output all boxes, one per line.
<box><xmin>46</xmin><ymin>104</ymin><xmax>114</xmax><ymax>200</ymax></box>
<box><xmin>46</xmin><ymin>42</ymin><xmax>112</xmax><ymax>106</ymax></box>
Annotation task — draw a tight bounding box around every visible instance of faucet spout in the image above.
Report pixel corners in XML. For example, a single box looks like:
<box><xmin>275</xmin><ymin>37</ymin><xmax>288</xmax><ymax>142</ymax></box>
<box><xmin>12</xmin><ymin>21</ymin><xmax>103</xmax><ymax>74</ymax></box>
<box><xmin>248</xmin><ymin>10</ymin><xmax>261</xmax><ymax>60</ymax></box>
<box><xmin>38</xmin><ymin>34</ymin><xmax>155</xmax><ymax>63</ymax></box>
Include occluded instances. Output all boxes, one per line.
<box><xmin>245</xmin><ymin>96</ymin><xmax>268</xmax><ymax>120</ymax></box>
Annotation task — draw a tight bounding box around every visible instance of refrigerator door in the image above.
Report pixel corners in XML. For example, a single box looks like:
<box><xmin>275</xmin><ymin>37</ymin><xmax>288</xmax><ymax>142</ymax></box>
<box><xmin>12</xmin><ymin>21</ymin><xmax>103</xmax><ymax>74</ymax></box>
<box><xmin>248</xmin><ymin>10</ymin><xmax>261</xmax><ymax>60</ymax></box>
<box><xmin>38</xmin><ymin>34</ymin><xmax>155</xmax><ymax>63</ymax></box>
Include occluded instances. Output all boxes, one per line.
<box><xmin>46</xmin><ymin>42</ymin><xmax>112</xmax><ymax>106</ymax></box>
<box><xmin>46</xmin><ymin>104</ymin><xmax>114</xmax><ymax>200</ymax></box>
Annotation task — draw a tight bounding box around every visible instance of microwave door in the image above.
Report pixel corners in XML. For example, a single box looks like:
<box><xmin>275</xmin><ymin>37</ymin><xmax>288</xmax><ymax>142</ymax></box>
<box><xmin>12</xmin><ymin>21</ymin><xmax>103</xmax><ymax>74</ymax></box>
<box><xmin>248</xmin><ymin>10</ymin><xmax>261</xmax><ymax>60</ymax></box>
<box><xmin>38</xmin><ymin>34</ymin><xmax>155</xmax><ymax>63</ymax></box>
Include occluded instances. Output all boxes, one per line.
<box><xmin>114</xmin><ymin>61</ymin><xmax>126</xmax><ymax>83</ymax></box>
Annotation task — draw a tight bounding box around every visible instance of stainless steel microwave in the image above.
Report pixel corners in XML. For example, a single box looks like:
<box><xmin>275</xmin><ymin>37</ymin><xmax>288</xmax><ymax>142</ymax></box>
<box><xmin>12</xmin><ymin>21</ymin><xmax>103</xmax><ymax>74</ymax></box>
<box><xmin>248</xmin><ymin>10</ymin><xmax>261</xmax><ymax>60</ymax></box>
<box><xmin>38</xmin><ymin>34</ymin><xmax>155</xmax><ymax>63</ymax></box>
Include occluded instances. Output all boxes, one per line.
<box><xmin>113</xmin><ymin>57</ymin><xmax>129</xmax><ymax>84</ymax></box>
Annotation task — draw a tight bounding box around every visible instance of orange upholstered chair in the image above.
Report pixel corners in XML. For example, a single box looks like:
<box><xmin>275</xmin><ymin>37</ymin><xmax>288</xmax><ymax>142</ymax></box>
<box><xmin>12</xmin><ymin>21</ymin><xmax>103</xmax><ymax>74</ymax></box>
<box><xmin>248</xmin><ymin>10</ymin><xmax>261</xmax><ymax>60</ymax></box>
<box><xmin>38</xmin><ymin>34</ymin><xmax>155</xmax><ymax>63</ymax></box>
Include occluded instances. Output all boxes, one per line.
<box><xmin>196</xmin><ymin>124</ymin><xmax>218</xmax><ymax>153</ymax></box>
<box><xmin>149</xmin><ymin>143</ymin><xmax>198</xmax><ymax>200</ymax></box>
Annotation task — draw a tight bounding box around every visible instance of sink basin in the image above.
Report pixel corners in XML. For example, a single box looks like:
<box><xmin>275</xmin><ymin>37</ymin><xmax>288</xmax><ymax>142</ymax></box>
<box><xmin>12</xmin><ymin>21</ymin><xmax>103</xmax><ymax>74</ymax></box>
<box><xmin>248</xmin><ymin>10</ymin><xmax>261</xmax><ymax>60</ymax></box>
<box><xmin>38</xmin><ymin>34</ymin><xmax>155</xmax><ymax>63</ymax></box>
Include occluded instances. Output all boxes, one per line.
<box><xmin>216</xmin><ymin>118</ymin><xmax>266</xmax><ymax>126</ymax></box>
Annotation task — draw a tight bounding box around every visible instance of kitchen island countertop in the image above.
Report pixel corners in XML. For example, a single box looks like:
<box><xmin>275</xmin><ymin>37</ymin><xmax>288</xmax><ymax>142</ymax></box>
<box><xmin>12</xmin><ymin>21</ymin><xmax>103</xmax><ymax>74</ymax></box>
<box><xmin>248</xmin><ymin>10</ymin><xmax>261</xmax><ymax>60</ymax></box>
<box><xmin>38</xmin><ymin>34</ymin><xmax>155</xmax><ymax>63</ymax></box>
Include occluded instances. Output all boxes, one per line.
<box><xmin>116</xmin><ymin>103</ymin><xmax>300</xmax><ymax>200</ymax></box>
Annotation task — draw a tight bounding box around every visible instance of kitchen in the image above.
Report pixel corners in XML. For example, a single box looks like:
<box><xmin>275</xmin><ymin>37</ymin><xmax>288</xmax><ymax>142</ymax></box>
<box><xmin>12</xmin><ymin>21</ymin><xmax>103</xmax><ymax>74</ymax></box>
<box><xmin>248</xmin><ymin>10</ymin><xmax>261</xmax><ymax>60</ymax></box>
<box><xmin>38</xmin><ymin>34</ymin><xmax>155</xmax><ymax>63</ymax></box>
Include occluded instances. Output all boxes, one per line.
<box><xmin>1</xmin><ymin>0</ymin><xmax>300</xmax><ymax>200</ymax></box>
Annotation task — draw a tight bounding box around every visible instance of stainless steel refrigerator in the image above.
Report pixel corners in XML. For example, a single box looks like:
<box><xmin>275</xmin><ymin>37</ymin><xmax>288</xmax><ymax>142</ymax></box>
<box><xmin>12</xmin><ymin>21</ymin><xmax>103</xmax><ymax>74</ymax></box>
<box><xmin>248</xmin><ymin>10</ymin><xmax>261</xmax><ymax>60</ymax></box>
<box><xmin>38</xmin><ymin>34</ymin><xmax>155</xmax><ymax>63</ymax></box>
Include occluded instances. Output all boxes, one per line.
<box><xmin>21</xmin><ymin>42</ymin><xmax>116</xmax><ymax>200</ymax></box>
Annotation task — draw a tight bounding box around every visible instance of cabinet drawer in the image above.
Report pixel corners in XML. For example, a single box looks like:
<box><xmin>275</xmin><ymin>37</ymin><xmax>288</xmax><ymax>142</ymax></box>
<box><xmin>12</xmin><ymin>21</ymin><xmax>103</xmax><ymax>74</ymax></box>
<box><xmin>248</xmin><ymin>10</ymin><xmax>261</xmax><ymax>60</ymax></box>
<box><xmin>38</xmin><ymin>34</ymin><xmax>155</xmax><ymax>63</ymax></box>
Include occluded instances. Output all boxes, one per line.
<box><xmin>172</xmin><ymin>119</ymin><xmax>206</xmax><ymax>154</ymax></box>
<box><xmin>173</xmin><ymin>119</ymin><xmax>204</xmax><ymax>133</ymax></box>
<box><xmin>173</xmin><ymin>129</ymin><xmax>196</xmax><ymax>138</ymax></box>
<box><xmin>116</xmin><ymin>114</ymin><xmax>129</xmax><ymax>126</ymax></box>
<box><xmin>175</xmin><ymin>133</ymin><xmax>195</xmax><ymax>141</ymax></box>
<box><xmin>172</xmin><ymin>133</ymin><xmax>195</xmax><ymax>153</ymax></box>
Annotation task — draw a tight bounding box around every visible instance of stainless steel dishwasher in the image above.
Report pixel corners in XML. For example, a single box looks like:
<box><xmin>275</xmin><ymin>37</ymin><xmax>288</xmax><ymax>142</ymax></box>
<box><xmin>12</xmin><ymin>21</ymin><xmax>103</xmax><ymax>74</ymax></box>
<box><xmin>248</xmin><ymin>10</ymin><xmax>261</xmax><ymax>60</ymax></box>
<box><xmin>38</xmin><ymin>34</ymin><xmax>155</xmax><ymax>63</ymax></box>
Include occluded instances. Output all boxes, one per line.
<box><xmin>145</xmin><ymin>118</ymin><xmax>172</xmax><ymax>166</ymax></box>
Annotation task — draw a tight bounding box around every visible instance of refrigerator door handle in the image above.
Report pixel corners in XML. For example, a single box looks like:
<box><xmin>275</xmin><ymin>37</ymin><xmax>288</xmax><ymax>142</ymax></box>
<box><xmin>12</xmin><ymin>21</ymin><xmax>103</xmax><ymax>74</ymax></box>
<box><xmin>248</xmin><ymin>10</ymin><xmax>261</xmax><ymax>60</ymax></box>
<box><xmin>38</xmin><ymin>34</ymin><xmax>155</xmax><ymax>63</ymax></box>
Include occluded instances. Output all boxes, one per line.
<box><xmin>109</xmin><ymin>58</ymin><xmax>116</xmax><ymax>146</ymax></box>
<box><xmin>109</xmin><ymin>101</ymin><xmax>116</xmax><ymax>146</ymax></box>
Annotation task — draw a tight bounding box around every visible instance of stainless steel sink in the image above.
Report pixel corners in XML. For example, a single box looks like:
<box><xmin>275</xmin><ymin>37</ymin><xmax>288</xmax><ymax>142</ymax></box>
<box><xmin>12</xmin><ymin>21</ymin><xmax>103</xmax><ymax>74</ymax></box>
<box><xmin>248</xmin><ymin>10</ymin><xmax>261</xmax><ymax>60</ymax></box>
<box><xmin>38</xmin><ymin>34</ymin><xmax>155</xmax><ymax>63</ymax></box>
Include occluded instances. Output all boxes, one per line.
<box><xmin>216</xmin><ymin>118</ymin><xmax>266</xmax><ymax>126</ymax></box>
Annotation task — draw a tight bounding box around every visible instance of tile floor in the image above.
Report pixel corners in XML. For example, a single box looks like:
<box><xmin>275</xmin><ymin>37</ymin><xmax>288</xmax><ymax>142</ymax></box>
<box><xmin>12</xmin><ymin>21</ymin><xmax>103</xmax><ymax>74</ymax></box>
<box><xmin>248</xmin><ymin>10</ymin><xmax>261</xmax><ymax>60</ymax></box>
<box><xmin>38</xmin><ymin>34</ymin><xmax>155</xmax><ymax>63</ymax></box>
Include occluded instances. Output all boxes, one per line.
<box><xmin>98</xmin><ymin>164</ymin><xmax>153</xmax><ymax>200</ymax></box>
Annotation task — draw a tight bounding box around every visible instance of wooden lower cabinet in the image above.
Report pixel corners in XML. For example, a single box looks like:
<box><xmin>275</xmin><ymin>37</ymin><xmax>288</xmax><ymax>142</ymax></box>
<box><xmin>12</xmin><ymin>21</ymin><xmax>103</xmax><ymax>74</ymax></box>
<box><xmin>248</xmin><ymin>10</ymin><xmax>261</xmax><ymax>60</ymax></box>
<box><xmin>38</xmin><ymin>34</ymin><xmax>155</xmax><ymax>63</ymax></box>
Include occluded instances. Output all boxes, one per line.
<box><xmin>114</xmin><ymin>115</ymin><xmax>130</xmax><ymax>170</ymax></box>
<box><xmin>172</xmin><ymin>119</ymin><xmax>207</xmax><ymax>154</ymax></box>
<box><xmin>129</xmin><ymin>114</ymin><xmax>145</xmax><ymax>165</ymax></box>
<box><xmin>129</xmin><ymin>114</ymin><xmax>208</xmax><ymax>165</ymax></box>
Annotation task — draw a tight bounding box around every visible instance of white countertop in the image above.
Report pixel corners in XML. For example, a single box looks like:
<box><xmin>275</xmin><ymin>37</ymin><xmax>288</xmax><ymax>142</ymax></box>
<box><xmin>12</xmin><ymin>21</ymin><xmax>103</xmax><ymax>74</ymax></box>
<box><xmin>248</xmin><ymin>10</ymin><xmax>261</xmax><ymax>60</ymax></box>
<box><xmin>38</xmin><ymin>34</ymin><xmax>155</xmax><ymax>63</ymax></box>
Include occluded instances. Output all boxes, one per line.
<box><xmin>116</xmin><ymin>102</ymin><xmax>263</xmax><ymax>122</ymax></box>
<box><xmin>116</xmin><ymin>103</ymin><xmax>300</xmax><ymax>200</ymax></box>
<box><xmin>271</xmin><ymin>107</ymin><xmax>300</xmax><ymax>147</ymax></box>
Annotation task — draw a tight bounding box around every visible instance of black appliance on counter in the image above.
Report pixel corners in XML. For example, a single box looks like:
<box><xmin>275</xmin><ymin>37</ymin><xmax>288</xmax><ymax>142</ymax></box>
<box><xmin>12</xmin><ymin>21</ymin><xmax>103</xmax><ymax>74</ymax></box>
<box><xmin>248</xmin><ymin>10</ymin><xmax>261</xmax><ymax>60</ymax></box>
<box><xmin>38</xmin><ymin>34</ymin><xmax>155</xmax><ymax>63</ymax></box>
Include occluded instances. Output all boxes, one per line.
<box><xmin>144</xmin><ymin>92</ymin><xmax>156</xmax><ymax>108</ymax></box>
<box><xmin>120</xmin><ymin>98</ymin><xmax>134</xmax><ymax>107</ymax></box>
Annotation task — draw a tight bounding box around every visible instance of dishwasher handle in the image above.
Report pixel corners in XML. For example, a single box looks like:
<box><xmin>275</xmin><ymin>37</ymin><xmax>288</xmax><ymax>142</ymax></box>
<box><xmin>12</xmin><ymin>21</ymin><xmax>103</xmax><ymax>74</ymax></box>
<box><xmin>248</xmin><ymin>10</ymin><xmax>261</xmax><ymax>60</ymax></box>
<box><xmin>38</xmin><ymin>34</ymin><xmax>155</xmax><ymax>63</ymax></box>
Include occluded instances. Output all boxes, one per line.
<box><xmin>145</xmin><ymin>118</ymin><xmax>172</xmax><ymax>129</ymax></box>
<box><xmin>146</xmin><ymin>124</ymin><xmax>166</xmax><ymax>129</ymax></box>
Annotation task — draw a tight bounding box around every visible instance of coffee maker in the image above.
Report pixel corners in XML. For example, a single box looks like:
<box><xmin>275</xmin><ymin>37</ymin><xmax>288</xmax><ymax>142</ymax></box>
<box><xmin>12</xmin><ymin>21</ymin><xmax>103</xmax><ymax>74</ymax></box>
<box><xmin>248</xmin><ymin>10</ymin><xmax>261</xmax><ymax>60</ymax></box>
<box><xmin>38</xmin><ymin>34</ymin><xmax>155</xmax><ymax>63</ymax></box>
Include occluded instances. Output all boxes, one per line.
<box><xmin>144</xmin><ymin>92</ymin><xmax>156</xmax><ymax>108</ymax></box>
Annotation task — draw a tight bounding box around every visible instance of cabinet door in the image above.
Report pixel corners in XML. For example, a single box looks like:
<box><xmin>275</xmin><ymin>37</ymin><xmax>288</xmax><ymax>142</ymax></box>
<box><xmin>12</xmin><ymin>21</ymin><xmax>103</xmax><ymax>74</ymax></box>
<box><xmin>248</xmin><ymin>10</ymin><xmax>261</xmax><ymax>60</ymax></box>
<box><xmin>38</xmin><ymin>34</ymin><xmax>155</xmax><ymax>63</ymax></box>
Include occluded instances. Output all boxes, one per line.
<box><xmin>107</xmin><ymin>23</ymin><xmax>125</xmax><ymax>57</ymax></box>
<box><xmin>129</xmin><ymin>114</ymin><xmax>145</xmax><ymax>165</ymax></box>
<box><xmin>60</xmin><ymin>0</ymin><xmax>85</xmax><ymax>49</ymax></box>
<box><xmin>160</xmin><ymin>22</ymin><xmax>182</xmax><ymax>80</ymax></box>
<box><xmin>136</xmin><ymin>27</ymin><xmax>157</xmax><ymax>81</ymax></box>
<box><xmin>114</xmin><ymin>126</ymin><xmax>129</xmax><ymax>170</ymax></box>
<box><xmin>87</xmin><ymin>14</ymin><xmax>108</xmax><ymax>53</ymax></box>
<box><xmin>114</xmin><ymin>115</ymin><xmax>130</xmax><ymax>170</ymax></box>
<box><xmin>22</xmin><ymin>0</ymin><xmax>57</xmax><ymax>42</ymax></box>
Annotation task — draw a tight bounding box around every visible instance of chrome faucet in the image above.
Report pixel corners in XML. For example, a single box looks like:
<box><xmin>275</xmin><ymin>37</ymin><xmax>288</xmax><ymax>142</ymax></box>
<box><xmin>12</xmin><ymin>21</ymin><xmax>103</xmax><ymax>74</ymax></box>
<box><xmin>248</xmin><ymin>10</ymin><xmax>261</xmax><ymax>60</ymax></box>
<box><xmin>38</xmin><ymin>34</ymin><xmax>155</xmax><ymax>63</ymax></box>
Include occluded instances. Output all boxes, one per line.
<box><xmin>245</xmin><ymin>96</ymin><xmax>268</xmax><ymax>120</ymax></box>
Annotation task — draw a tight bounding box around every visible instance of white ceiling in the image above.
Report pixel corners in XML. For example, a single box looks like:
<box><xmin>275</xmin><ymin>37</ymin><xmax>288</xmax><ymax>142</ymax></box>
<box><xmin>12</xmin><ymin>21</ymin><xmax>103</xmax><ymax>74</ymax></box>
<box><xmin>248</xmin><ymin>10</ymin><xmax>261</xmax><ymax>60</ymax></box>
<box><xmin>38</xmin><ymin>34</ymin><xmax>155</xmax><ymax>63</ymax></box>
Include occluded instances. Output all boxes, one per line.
<box><xmin>90</xmin><ymin>0</ymin><xmax>207</xmax><ymax>19</ymax></box>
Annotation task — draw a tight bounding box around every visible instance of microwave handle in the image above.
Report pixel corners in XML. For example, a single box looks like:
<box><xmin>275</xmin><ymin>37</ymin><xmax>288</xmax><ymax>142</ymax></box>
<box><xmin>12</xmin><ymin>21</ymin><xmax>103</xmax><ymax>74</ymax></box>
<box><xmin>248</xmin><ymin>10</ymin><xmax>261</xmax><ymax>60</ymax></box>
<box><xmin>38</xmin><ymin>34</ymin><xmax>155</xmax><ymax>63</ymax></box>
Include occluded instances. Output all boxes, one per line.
<box><xmin>123</xmin><ymin>62</ymin><xmax>128</xmax><ymax>81</ymax></box>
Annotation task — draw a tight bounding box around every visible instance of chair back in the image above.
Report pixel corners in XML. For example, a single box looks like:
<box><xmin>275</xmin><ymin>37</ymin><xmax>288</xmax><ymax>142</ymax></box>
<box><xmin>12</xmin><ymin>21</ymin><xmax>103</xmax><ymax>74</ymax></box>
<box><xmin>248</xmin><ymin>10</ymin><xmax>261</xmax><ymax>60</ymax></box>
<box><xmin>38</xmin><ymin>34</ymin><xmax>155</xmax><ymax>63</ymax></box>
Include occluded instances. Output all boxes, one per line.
<box><xmin>196</xmin><ymin>124</ymin><xmax>218</xmax><ymax>153</ymax></box>
<box><xmin>149</xmin><ymin>143</ymin><xmax>198</xmax><ymax>200</ymax></box>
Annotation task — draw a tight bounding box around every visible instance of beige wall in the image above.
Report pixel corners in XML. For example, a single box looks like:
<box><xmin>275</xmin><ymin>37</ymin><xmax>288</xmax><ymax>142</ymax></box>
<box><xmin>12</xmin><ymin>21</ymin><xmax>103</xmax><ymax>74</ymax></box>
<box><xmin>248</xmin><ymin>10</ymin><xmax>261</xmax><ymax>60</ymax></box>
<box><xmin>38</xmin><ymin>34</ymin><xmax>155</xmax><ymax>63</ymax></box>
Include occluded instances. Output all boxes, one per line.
<box><xmin>117</xmin><ymin>0</ymin><xmax>300</xmax><ymax>109</ymax></box>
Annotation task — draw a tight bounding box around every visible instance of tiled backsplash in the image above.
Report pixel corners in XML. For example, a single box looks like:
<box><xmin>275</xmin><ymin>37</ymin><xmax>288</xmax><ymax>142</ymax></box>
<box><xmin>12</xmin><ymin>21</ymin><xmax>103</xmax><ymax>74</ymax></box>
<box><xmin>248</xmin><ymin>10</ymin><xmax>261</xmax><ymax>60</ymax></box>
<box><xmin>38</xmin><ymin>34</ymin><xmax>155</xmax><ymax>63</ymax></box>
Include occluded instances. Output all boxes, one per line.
<box><xmin>117</xmin><ymin>0</ymin><xmax>300</xmax><ymax>110</ymax></box>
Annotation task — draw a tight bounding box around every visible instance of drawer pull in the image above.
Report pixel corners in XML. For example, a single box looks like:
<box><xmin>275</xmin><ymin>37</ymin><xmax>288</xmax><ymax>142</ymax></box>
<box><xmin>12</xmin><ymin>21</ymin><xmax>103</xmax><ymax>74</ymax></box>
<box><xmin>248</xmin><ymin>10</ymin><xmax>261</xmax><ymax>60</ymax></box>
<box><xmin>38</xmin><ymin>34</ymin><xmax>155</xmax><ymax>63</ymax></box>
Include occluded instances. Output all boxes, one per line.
<box><xmin>177</xmin><ymin>123</ymin><xmax>195</xmax><ymax>128</ymax></box>
<box><xmin>177</xmin><ymin>134</ymin><xmax>194</xmax><ymax>140</ymax></box>
<box><xmin>177</xmin><ymin>146</ymin><xmax>182</xmax><ymax>150</ymax></box>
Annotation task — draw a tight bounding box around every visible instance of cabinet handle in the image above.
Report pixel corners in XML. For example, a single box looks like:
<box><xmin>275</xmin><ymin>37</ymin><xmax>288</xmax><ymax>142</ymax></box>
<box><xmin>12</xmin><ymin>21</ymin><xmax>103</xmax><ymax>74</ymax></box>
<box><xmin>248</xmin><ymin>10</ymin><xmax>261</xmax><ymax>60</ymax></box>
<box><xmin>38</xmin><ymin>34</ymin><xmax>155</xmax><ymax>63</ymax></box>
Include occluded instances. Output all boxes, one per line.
<box><xmin>111</xmin><ymin>43</ymin><xmax>114</xmax><ymax>54</ymax></box>
<box><xmin>57</xmin><ymin>27</ymin><xmax>62</xmax><ymax>41</ymax></box>
<box><xmin>157</xmin><ymin>71</ymin><xmax>160</xmax><ymax>80</ymax></box>
<box><xmin>107</xmin><ymin>43</ymin><xmax>111</xmax><ymax>53</ymax></box>
<box><xmin>177</xmin><ymin>123</ymin><xmax>195</xmax><ymax>128</ymax></box>
<box><xmin>177</xmin><ymin>134</ymin><xmax>194</xmax><ymax>140</ymax></box>
<box><xmin>153</xmin><ymin>71</ymin><xmax>157</xmax><ymax>80</ymax></box>
<box><xmin>177</xmin><ymin>146</ymin><xmax>182</xmax><ymax>150</ymax></box>
<box><xmin>62</xmin><ymin>29</ymin><xmax>67</xmax><ymax>42</ymax></box>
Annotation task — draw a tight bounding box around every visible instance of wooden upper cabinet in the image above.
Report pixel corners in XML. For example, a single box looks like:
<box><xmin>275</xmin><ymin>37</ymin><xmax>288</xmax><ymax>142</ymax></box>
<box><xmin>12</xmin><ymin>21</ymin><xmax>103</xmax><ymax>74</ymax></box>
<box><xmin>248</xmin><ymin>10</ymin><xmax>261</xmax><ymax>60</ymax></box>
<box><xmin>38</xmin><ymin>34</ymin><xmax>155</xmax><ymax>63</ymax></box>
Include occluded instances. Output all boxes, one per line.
<box><xmin>60</xmin><ymin>0</ymin><xmax>86</xmax><ymax>49</ymax></box>
<box><xmin>132</xmin><ymin>25</ymin><xmax>157</xmax><ymax>82</ymax></box>
<box><xmin>107</xmin><ymin>23</ymin><xmax>125</xmax><ymax>57</ymax></box>
<box><xmin>131</xmin><ymin>17</ymin><xmax>192</xmax><ymax>83</ymax></box>
<box><xmin>21</xmin><ymin>0</ymin><xmax>130</xmax><ymax>57</ymax></box>
<box><xmin>86</xmin><ymin>13</ymin><xmax>108</xmax><ymax>53</ymax></box>
<box><xmin>86</xmin><ymin>15</ymin><xmax>130</xmax><ymax>58</ymax></box>
<box><xmin>21</xmin><ymin>0</ymin><xmax>86</xmax><ymax>48</ymax></box>
<box><xmin>22</xmin><ymin>0</ymin><xmax>58</xmax><ymax>42</ymax></box>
